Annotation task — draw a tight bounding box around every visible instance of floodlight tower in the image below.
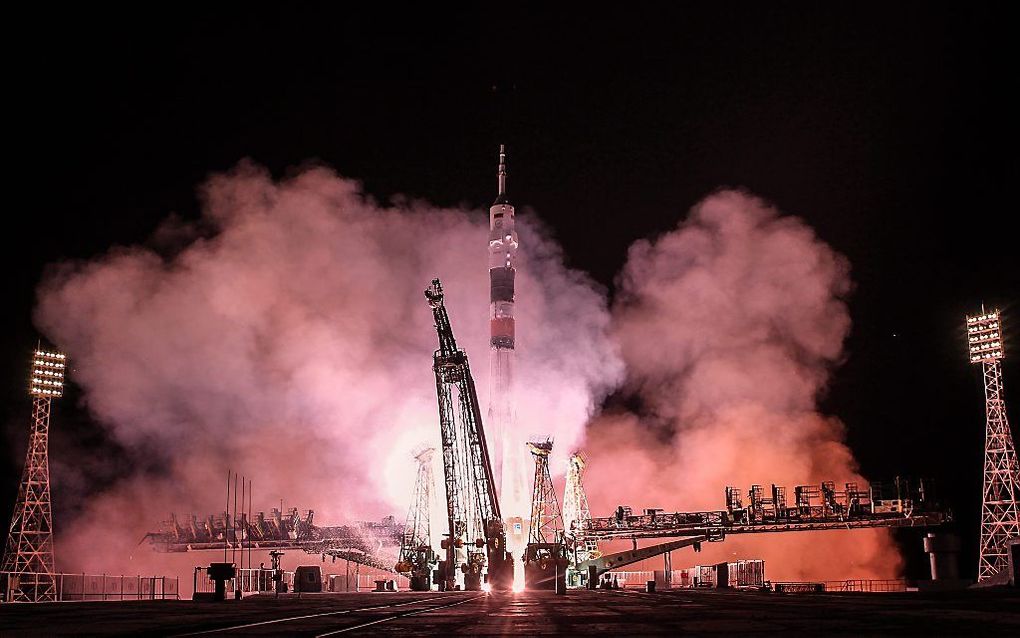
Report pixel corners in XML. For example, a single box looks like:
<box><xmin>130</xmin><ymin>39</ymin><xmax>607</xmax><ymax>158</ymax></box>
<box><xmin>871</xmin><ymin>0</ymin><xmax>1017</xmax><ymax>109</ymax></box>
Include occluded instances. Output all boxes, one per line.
<box><xmin>966</xmin><ymin>308</ymin><xmax>1020</xmax><ymax>581</ymax></box>
<box><xmin>2</xmin><ymin>348</ymin><xmax>66</xmax><ymax>602</ymax></box>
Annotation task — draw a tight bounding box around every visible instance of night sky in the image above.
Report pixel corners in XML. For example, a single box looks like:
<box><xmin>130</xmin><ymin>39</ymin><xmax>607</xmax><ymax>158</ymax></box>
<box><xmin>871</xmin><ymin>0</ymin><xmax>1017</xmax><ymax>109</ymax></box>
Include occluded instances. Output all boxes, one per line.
<box><xmin>2</xmin><ymin>5</ymin><xmax>1016</xmax><ymax>580</ymax></box>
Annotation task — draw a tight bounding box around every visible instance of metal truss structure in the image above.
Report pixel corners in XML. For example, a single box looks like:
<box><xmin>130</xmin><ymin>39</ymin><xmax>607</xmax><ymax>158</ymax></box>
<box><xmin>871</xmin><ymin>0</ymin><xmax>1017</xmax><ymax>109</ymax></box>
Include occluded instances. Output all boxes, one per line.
<box><xmin>967</xmin><ymin>309</ymin><xmax>1020</xmax><ymax>581</ymax></box>
<box><xmin>2</xmin><ymin>349</ymin><xmax>66</xmax><ymax>602</ymax></box>
<box><xmin>562</xmin><ymin>452</ymin><xmax>599</xmax><ymax>564</ymax></box>
<box><xmin>143</xmin><ymin>510</ymin><xmax>403</xmax><ymax>571</ymax></box>
<box><xmin>396</xmin><ymin>446</ymin><xmax>438</xmax><ymax>590</ymax></box>
<box><xmin>426</xmin><ymin>279</ymin><xmax>513</xmax><ymax>591</ymax></box>
<box><xmin>575</xmin><ymin>479</ymin><xmax>950</xmax><ymax>541</ymax></box>
<box><xmin>527</xmin><ymin>439</ymin><xmax>563</xmax><ymax>545</ymax></box>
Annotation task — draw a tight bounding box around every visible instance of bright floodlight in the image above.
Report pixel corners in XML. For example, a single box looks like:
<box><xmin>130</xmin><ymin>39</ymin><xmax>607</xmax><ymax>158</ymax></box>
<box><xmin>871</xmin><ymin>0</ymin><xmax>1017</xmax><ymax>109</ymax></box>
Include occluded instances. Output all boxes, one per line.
<box><xmin>966</xmin><ymin>309</ymin><xmax>1004</xmax><ymax>363</ymax></box>
<box><xmin>30</xmin><ymin>350</ymin><xmax>66</xmax><ymax>398</ymax></box>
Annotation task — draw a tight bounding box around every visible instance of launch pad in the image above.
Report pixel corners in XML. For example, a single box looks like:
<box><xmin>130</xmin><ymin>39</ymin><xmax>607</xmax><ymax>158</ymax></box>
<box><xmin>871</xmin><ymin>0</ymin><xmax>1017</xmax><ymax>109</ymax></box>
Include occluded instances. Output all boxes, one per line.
<box><xmin>1</xmin><ymin>588</ymin><xmax>1018</xmax><ymax>636</ymax></box>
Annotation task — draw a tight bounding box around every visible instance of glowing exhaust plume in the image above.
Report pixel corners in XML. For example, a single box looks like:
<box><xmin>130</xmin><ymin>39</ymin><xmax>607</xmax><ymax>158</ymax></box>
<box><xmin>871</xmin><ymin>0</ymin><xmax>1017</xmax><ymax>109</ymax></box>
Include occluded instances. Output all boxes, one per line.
<box><xmin>587</xmin><ymin>189</ymin><xmax>901</xmax><ymax>579</ymax></box>
<box><xmin>34</xmin><ymin>162</ymin><xmax>621</xmax><ymax>579</ymax></box>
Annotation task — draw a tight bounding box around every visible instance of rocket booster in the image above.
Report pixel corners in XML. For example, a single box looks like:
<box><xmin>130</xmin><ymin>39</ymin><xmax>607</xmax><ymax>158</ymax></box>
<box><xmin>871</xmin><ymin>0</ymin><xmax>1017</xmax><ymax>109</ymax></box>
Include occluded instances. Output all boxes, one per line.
<box><xmin>489</xmin><ymin>144</ymin><xmax>518</xmax><ymax>348</ymax></box>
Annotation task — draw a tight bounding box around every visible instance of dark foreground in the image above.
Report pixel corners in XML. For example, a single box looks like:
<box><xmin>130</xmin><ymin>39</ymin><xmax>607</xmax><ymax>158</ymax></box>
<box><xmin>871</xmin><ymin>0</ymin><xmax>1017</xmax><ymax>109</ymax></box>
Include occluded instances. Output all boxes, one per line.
<box><xmin>2</xmin><ymin>588</ymin><xmax>1019</xmax><ymax>636</ymax></box>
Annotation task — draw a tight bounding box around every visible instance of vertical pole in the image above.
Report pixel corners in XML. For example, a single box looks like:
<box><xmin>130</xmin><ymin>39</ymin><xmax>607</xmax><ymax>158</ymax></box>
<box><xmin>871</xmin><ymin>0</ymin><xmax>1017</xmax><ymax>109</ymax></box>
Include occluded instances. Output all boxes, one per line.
<box><xmin>240</xmin><ymin>476</ymin><xmax>245</xmax><ymax>574</ymax></box>
<box><xmin>244</xmin><ymin>479</ymin><xmax>248</xmax><ymax>575</ymax></box>
<box><xmin>233</xmin><ymin>473</ymin><xmax>238</xmax><ymax>569</ymax></box>
<box><xmin>224</xmin><ymin>470</ymin><xmax>230</xmax><ymax>563</ymax></box>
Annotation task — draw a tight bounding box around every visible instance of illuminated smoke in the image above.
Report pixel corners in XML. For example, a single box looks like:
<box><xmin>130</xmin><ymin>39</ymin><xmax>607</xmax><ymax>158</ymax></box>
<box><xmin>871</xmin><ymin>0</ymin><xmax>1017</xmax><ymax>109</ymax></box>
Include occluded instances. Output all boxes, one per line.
<box><xmin>35</xmin><ymin>161</ymin><xmax>621</xmax><ymax>577</ymax></box>
<box><xmin>586</xmin><ymin>189</ymin><xmax>901</xmax><ymax>579</ymax></box>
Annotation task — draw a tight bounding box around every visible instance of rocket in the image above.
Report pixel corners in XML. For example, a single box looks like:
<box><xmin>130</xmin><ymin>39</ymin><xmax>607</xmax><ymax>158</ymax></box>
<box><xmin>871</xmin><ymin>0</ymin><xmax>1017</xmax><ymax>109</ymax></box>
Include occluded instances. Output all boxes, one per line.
<box><xmin>487</xmin><ymin>145</ymin><xmax>522</xmax><ymax>518</ymax></box>
<box><xmin>489</xmin><ymin>145</ymin><xmax>518</xmax><ymax>351</ymax></box>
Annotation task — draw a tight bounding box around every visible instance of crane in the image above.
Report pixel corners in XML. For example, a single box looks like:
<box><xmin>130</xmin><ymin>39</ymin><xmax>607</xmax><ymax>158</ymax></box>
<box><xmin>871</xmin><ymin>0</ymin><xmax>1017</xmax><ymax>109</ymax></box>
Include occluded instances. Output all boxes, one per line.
<box><xmin>425</xmin><ymin>278</ymin><xmax>514</xmax><ymax>591</ymax></box>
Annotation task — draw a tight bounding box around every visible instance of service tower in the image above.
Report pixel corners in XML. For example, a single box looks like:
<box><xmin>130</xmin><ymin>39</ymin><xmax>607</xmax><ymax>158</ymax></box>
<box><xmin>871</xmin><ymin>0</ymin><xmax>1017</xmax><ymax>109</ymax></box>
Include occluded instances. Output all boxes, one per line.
<box><xmin>488</xmin><ymin>145</ymin><xmax>524</xmax><ymax>526</ymax></box>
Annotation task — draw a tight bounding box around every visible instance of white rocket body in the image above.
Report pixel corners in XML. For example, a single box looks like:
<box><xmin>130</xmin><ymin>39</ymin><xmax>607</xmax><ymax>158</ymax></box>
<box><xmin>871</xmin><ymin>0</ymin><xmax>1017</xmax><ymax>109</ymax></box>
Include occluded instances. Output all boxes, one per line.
<box><xmin>487</xmin><ymin>146</ymin><xmax>526</xmax><ymax>525</ymax></box>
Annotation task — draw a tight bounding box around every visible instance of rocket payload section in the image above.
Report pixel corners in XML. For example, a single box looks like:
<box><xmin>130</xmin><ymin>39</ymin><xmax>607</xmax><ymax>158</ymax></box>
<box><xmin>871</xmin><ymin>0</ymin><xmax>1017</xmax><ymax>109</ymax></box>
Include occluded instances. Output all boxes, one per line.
<box><xmin>487</xmin><ymin>145</ymin><xmax>523</xmax><ymax>518</ymax></box>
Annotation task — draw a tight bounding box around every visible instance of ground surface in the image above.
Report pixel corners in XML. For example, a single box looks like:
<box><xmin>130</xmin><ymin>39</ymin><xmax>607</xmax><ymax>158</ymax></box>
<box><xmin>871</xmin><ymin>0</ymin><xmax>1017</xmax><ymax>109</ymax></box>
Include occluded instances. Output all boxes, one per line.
<box><xmin>1</xmin><ymin>588</ymin><xmax>1019</xmax><ymax>636</ymax></box>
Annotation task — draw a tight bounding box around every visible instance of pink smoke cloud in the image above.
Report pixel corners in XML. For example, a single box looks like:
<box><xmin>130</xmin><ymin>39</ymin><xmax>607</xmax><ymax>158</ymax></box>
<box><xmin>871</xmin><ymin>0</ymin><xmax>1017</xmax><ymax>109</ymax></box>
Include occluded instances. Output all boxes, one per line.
<box><xmin>35</xmin><ymin>161</ymin><xmax>621</xmax><ymax>578</ymax></box>
<box><xmin>586</xmin><ymin>189</ymin><xmax>901</xmax><ymax>579</ymax></box>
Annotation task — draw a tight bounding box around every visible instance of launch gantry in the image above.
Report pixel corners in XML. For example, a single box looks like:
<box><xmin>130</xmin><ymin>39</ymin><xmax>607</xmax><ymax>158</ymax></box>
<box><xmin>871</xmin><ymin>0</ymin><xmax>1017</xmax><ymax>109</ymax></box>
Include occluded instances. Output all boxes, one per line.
<box><xmin>395</xmin><ymin>446</ymin><xmax>438</xmax><ymax>591</ymax></box>
<box><xmin>426</xmin><ymin>279</ymin><xmax>514</xmax><ymax>591</ymax></box>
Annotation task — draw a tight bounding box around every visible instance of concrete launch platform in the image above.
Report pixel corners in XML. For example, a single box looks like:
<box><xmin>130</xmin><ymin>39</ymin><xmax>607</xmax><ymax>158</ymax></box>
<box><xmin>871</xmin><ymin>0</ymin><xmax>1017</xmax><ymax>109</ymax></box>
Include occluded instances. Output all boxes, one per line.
<box><xmin>1</xmin><ymin>588</ymin><xmax>1018</xmax><ymax>636</ymax></box>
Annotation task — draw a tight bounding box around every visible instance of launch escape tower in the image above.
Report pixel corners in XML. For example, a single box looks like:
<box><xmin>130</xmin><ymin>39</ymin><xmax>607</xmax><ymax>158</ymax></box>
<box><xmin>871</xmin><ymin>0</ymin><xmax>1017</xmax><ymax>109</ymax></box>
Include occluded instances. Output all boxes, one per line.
<box><xmin>2</xmin><ymin>348</ymin><xmax>66</xmax><ymax>602</ymax></box>
<box><xmin>426</xmin><ymin>279</ymin><xmax>514</xmax><ymax>591</ymax></box>
<box><xmin>395</xmin><ymin>446</ymin><xmax>438</xmax><ymax>591</ymax></box>
<box><xmin>562</xmin><ymin>452</ymin><xmax>600</xmax><ymax>565</ymax></box>
<box><xmin>966</xmin><ymin>308</ymin><xmax>1020</xmax><ymax>582</ymax></box>
<box><xmin>488</xmin><ymin>144</ymin><xmax>521</xmax><ymax>514</ymax></box>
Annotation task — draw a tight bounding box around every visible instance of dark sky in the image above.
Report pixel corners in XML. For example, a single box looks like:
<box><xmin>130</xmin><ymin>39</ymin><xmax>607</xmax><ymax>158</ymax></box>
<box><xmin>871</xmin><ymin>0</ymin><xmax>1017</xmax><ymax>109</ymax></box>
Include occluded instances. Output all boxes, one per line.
<box><xmin>2</xmin><ymin>5</ymin><xmax>1016</xmax><ymax>580</ymax></box>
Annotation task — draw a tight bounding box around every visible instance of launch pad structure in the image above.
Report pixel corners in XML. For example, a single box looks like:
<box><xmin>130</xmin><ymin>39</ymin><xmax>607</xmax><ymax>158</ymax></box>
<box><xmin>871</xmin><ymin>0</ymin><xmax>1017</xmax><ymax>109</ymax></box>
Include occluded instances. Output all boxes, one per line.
<box><xmin>426</xmin><ymin>279</ymin><xmax>514</xmax><ymax>592</ymax></box>
<box><xmin>7</xmin><ymin>147</ymin><xmax>1015</xmax><ymax>609</ymax></box>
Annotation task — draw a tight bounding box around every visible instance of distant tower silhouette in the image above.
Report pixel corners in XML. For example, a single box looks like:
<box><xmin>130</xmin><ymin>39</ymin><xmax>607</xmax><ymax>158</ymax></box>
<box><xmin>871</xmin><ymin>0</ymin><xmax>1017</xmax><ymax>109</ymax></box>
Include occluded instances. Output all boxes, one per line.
<box><xmin>3</xmin><ymin>348</ymin><xmax>66</xmax><ymax>602</ymax></box>
<box><xmin>966</xmin><ymin>308</ymin><xmax>1020</xmax><ymax>581</ymax></box>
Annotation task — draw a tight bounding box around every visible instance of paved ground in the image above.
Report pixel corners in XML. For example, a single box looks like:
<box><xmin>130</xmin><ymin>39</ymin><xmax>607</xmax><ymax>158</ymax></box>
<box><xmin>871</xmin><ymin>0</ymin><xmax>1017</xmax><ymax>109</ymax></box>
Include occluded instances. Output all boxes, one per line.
<box><xmin>1</xmin><ymin>588</ymin><xmax>1019</xmax><ymax>636</ymax></box>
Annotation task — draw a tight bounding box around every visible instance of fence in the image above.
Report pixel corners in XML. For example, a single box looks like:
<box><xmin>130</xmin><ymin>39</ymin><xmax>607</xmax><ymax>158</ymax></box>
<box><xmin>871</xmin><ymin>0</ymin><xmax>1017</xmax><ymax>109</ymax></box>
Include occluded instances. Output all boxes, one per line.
<box><xmin>602</xmin><ymin>571</ymin><xmax>655</xmax><ymax>588</ymax></box>
<box><xmin>823</xmin><ymin>578</ymin><xmax>907</xmax><ymax>593</ymax></box>
<box><xmin>1</xmin><ymin>572</ymin><xmax>179</xmax><ymax>602</ymax></box>
<box><xmin>194</xmin><ymin>568</ymin><xmax>410</xmax><ymax>595</ymax></box>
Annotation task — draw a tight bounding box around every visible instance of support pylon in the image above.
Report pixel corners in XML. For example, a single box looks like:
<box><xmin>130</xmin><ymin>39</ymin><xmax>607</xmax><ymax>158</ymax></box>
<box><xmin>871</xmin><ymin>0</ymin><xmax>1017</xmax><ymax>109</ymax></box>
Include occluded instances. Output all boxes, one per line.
<box><xmin>527</xmin><ymin>439</ymin><xmax>563</xmax><ymax>544</ymax></box>
<box><xmin>396</xmin><ymin>446</ymin><xmax>438</xmax><ymax>590</ymax></box>
<box><xmin>966</xmin><ymin>309</ymin><xmax>1020</xmax><ymax>582</ymax></box>
<box><xmin>3</xmin><ymin>348</ymin><xmax>66</xmax><ymax>602</ymax></box>
<box><xmin>562</xmin><ymin>452</ymin><xmax>599</xmax><ymax>563</ymax></box>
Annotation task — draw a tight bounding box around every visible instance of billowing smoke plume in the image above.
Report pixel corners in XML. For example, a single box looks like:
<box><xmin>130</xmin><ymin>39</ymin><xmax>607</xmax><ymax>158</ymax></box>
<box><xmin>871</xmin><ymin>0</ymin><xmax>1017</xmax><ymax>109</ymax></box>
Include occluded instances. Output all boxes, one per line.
<box><xmin>36</xmin><ymin>169</ymin><xmax>896</xmax><ymax>582</ymax></box>
<box><xmin>586</xmin><ymin>190</ymin><xmax>901</xmax><ymax>579</ymax></box>
<box><xmin>35</xmin><ymin>161</ymin><xmax>621</xmax><ymax>575</ymax></box>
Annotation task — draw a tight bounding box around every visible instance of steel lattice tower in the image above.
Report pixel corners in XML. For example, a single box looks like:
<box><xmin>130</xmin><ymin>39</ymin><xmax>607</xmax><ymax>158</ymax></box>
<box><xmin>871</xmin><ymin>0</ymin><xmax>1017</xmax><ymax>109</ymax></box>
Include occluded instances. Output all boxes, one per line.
<box><xmin>396</xmin><ymin>446</ymin><xmax>438</xmax><ymax>590</ymax></box>
<box><xmin>966</xmin><ymin>309</ymin><xmax>1020</xmax><ymax>581</ymax></box>
<box><xmin>527</xmin><ymin>439</ymin><xmax>563</xmax><ymax>545</ymax></box>
<box><xmin>404</xmin><ymin>447</ymin><xmax>435</xmax><ymax>552</ymax></box>
<box><xmin>3</xmin><ymin>348</ymin><xmax>66</xmax><ymax>602</ymax></box>
<box><xmin>562</xmin><ymin>452</ymin><xmax>599</xmax><ymax>562</ymax></box>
